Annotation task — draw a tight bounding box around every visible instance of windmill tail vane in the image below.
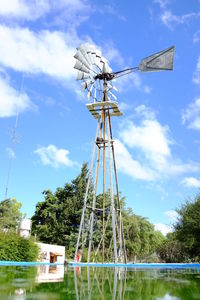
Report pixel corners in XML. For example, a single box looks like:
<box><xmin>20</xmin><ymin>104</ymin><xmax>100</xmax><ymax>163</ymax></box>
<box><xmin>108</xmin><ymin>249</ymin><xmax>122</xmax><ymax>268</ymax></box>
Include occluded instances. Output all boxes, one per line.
<box><xmin>73</xmin><ymin>43</ymin><xmax>175</xmax><ymax>264</ymax></box>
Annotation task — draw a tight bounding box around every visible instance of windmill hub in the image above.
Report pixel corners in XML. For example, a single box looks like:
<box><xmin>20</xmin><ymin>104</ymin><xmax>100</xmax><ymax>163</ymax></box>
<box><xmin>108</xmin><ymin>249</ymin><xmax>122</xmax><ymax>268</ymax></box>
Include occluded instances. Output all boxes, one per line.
<box><xmin>94</xmin><ymin>72</ymin><xmax>115</xmax><ymax>81</ymax></box>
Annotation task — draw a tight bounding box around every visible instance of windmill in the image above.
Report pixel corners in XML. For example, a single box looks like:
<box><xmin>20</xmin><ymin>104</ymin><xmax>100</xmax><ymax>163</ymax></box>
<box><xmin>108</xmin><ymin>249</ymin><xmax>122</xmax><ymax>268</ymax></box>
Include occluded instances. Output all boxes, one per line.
<box><xmin>74</xmin><ymin>44</ymin><xmax>175</xmax><ymax>264</ymax></box>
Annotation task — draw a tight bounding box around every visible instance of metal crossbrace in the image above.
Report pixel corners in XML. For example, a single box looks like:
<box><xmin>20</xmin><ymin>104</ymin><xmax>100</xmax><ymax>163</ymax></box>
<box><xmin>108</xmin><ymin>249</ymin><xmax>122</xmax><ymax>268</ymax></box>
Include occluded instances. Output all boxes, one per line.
<box><xmin>94</xmin><ymin>211</ymin><xmax>111</xmax><ymax>259</ymax></box>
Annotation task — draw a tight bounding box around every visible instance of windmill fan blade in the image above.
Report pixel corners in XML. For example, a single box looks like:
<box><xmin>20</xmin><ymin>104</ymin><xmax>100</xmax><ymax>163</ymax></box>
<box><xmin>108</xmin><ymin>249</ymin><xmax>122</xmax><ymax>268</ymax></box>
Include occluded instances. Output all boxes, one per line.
<box><xmin>74</xmin><ymin>50</ymin><xmax>91</xmax><ymax>70</ymax></box>
<box><xmin>95</xmin><ymin>56</ymin><xmax>103</xmax><ymax>71</ymax></box>
<box><xmin>102</xmin><ymin>62</ymin><xmax>110</xmax><ymax>73</ymax></box>
<box><xmin>91</xmin><ymin>53</ymin><xmax>99</xmax><ymax>65</ymax></box>
<box><xmin>112</xmin><ymin>85</ymin><xmax>118</xmax><ymax>92</ymax></box>
<box><xmin>76</xmin><ymin>71</ymin><xmax>90</xmax><ymax>80</ymax></box>
<box><xmin>85</xmin><ymin>51</ymin><xmax>94</xmax><ymax>65</ymax></box>
<box><xmin>139</xmin><ymin>46</ymin><xmax>175</xmax><ymax>72</ymax></box>
<box><xmin>109</xmin><ymin>91</ymin><xmax>117</xmax><ymax>101</ymax></box>
<box><xmin>107</xmin><ymin>83</ymin><xmax>118</xmax><ymax>93</ymax></box>
<box><xmin>74</xmin><ymin>43</ymin><xmax>114</xmax><ymax>102</ymax></box>
<box><xmin>82</xmin><ymin>82</ymin><xmax>87</xmax><ymax>90</ymax></box>
<box><xmin>77</xmin><ymin>45</ymin><xmax>93</xmax><ymax>64</ymax></box>
<box><xmin>74</xmin><ymin>60</ymin><xmax>90</xmax><ymax>73</ymax></box>
<box><xmin>82</xmin><ymin>80</ymin><xmax>93</xmax><ymax>90</ymax></box>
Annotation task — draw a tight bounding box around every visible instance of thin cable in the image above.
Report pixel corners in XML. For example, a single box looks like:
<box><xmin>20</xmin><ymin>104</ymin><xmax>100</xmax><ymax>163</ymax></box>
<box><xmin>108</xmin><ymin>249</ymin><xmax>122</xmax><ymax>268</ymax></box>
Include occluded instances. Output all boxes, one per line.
<box><xmin>4</xmin><ymin>74</ymin><xmax>25</xmax><ymax>199</ymax></box>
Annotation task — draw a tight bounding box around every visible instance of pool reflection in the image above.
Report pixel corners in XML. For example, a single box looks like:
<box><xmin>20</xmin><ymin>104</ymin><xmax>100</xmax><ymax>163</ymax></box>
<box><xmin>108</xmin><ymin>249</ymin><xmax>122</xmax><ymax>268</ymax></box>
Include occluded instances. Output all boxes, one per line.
<box><xmin>0</xmin><ymin>265</ymin><xmax>200</xmax><ymax>299</ymax></box>
<box><xmin>36</xmin><ymin>264</ymin><xmax>64</xmax><ymax>283</ymax></box>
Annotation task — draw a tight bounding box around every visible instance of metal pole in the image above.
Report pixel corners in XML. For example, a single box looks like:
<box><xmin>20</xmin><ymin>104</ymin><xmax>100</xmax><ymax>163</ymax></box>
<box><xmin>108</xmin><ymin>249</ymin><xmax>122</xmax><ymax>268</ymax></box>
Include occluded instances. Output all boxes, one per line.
<box><xmin>108</xmin><ymin>114</ymin><xmax>127</xmax><ymax>263</ymax></box>
<box><xmin>102</xmin><ymin>107</ymin><xmax>106</xmax><ymax>263</ymax></box>
<box><xmin>74</xmin><ymin>116</ymin><xmax>100</xmax><ymax>262</ymax></box>
<box><xmin>106</xmin><ymin>112</ymin><xmax>118</xmax><ymax>263</ymax></box>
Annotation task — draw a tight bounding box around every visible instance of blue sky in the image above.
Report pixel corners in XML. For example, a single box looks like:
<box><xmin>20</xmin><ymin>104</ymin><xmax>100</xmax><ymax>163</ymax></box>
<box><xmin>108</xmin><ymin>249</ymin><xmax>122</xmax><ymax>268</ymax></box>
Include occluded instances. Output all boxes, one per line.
<box><xmin>0</xmin><ymin>0</ymin><xmax>200</xmax><ymax>235</ymax></box>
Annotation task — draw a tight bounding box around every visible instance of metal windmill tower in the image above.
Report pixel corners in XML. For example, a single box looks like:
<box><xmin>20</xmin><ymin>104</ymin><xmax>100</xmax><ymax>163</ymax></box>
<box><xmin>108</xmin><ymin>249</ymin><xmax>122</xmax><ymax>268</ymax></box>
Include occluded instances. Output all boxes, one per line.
<box><xmin>73</xmin><ymin>44</ymin><xmax>175</xmax><ymax>264</ymax></box>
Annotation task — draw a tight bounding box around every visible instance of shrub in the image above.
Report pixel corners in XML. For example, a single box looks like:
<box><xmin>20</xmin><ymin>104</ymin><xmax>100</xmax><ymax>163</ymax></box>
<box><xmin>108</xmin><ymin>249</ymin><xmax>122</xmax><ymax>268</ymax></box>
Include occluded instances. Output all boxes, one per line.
<box><xmin>0</xmin><ymin>231</ymin><xmax>39</xmax><ymax>261</ymax></box>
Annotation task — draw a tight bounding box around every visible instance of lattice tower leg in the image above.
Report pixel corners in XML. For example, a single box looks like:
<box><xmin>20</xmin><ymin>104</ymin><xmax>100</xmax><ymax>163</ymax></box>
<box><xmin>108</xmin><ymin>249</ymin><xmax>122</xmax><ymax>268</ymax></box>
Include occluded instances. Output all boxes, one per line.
<box><xmin>74</xmin><ymin>116</ymin><xmax>100</xmax><ymax>262</ymax></box>
<box><xmin>106</xmin><ymin>112</ymin><xmax>118</xmax><ymax>263</ymax></box>
<box><xmin>87</xmin><ymin>111</ymin><xmax>104</xmax><ymax>262</ymax></box>
<box><xmin>108</xmin><ymin>114</ymin><xmax>127</xmax><ymax>263</ymax></box>
<box><xmin>102</xmin><ymin>108</ymin><xmax>106</xmax><ymax>263</ymax></box>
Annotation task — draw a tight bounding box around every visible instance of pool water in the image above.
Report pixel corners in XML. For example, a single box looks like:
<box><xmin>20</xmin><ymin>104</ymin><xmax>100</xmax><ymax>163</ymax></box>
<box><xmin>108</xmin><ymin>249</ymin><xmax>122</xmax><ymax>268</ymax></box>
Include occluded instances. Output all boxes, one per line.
<box><xmin>0</xmin><ymin>265</ymin><xmax>200</xmax><ymax>299</ymax></box>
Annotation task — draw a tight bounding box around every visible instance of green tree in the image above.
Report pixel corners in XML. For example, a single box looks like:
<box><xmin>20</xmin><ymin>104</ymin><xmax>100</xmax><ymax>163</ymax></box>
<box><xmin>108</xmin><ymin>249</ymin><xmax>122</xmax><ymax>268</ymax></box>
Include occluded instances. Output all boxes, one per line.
<box><xmin>157</xmin><ymin>232</ymin><xmax>186</xmax><ymax>263</ymax></box>
<box><xmin>174</xmin><ymin>196</ymin><xmax>200</xmax><ymax>261</ymax></box>
<box><xmin>123</xmin><ymin>208</ymin><xmax>164</xmax><ymax>261</ymax></box>
<box><xmin>32</xmin><ymin>163</ymin><xmax>164</xmax><ymax>261</ymax></box>
<box><xmin>0</xmin><ymin>198</ymin><xmax>23</xmax><ymax>231</ymax></box>
<box><xmin>32</xmin><ymin>163</ymin><xmax>90</xmax><ymax>256</ymax></box>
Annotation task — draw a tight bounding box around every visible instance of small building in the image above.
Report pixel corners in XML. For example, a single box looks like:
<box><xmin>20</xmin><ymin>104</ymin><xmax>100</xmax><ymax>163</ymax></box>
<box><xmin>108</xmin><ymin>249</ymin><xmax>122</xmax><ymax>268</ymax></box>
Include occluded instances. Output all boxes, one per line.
<box><xmin>37</xmin><ymin>242</ymin><xmax>65</xmax><ymax>264</ymax></box>
<box><xmin>20</xmin><ymin>218</ymin><xmax>32</xmax><ymax>238</ymax></box>
<box><xmin>35</xmin><ymin>265</ymin><xmax>64</xmax><ymax>283</ymax></box>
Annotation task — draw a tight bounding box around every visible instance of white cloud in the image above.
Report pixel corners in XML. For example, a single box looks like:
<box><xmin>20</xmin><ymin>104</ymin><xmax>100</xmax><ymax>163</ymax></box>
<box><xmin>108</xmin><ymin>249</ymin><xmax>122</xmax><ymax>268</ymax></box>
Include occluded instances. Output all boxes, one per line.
<box><xmin>115</xmin><ymin>139</ymin><xmax>155</xmax><ymax>181</ymax></box>
<box><xmin>0</xmin><ymin>0</ymin><xmax>90</xmax><ymax>25</ymax></box>
<box><xmin>0</xmin><ymin>75</ymin><xmax>33</xmax><ymax>117</ymax></box>
<box><xmin>0</xmin><ymin>25</ymin><xmax>77</xmax><ymax>80</ymax></box>
<box><xmin>103</xmin><ymin>42</ymin><xmax>124</xmax><ymax>67</ymax></box>
<box><xmin>45</xmin><ymin>0</ymin><xmax>91</xmax><ymax>29</ymax></box>
<box><xmin>118</xmin><ymin>105</ymin><xmax>199</xmax><ymax>180</ymax></box>
<box><xmin>193</xmin><ymin>57</ymin><xmax>200</xmax><ymax>85</ymax></box>
<box><xmin>161</xmin><ymin>10</ymin><xmax>181</xmax><ymax>29</ymax></box>
<box><xmin>135</xmin><ymin>104</ymin><xmax>156</xmax><ymax>119</ymax></box>
<box><xmin>144</xmin><ymin>86</ymin><xmax>152</xmax><ymax>94</ymax></box>
<box><xmin>0</xmin><ymin>0</ymin><xmax>49</xmax><ymax>20</ymax></box>
<box><xmin>154</xmin><ymin>223</ymin><xmax>173</xmax><ymax>236</ymax></box>
<box><xmin>193</xmin><ymin>30</ymin><xmax>200</xmax><ymax>43</ymax></box>
<box><xmin>182</xmin><ymin>98</ymin><xmax>200</xmax><ymax>130</ymax></box>
<box><xmin>34</xmin><ymin>144</ymin><xmax>77</xmax><ymax>168</ymax></box>
<box><xmin>154</xmin><ymin>0</ymin><xmax>170</xmax><ymax>9</ymax></box>
<box><xmin>115</xmin><ymin>72</ymin><xmax>151</xmax><ymax>95</ymax></box>
<box><xmin>119</xmin><ymin>111</ymin><xmax>172</xmax><ymax>161</ymax></box>
<box><xmin>182</xmin><ymin>177</ymin><xmax>200</xmax><ymax>188</ymax></box>
<box><xmin>97</xmin><ymin>4</ymin><xmax>126</xmax><ymax>22</ymax></box>
<box><xmin>115</xmin><ymin>72</ymin><xmax>141</xmax><ymax>92</ymax></box>
<box><xmin>118</xmin><ymin>102</ymin><xmax>131</xmax><ymax>111</ymax></box>
<box><xmin>161</xmin><ymin>10</ymin><xmax>200</xmax><ymax>30</ymax></box>
<box><xmin>164</xmin><ymin>210</ymin><xmax>178</xmax><ymax>222</ymax></box>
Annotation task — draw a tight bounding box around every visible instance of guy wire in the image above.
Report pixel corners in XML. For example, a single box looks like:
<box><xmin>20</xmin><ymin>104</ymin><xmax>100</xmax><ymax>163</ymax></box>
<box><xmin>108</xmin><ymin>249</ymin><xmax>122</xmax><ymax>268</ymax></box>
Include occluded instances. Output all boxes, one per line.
<box><xmin>4</xmin><ymin>74</ymin><xmax>25</xmax><ymax>199</ymax></box>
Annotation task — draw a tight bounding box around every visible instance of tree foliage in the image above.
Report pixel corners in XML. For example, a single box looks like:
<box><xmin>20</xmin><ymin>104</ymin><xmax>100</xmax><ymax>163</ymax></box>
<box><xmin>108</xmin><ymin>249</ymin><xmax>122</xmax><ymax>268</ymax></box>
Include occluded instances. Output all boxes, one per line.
<box><xmin>174</xmin><ymin>196</ymin><xmax>200</xmax><ymax>261</ymax></box>
<box><xmin>32</xmin><ymin>163</ymin><xmax>89</xmax><ymax>255</ymax></box>
<box><xmin>0</xmin><ymin>231</ymin><xmax>39</xmax><ymax>261</ymax></box>
<box><xmin>0</xmin><ymin>198</ymin><xmax>23</xmax><ymax>231</ymax></box>
<box><xmin>123</xmin><ymin>208</ymin><xmax>165</xmax><ymax>261</ymax></box>
<box><xmin>157</xmin><ymin>195</ymin><xmax>200</xmax><ymax>263</ymax></box>
<box><xmin>32</xmin><ymin>163</ymin><xmax>164</xmax><ymax>261</ymax></box>
<box><xmin>157</xmin><ymin>233</ymin><xmax>186</xmax><ymax>263</ymax></box>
